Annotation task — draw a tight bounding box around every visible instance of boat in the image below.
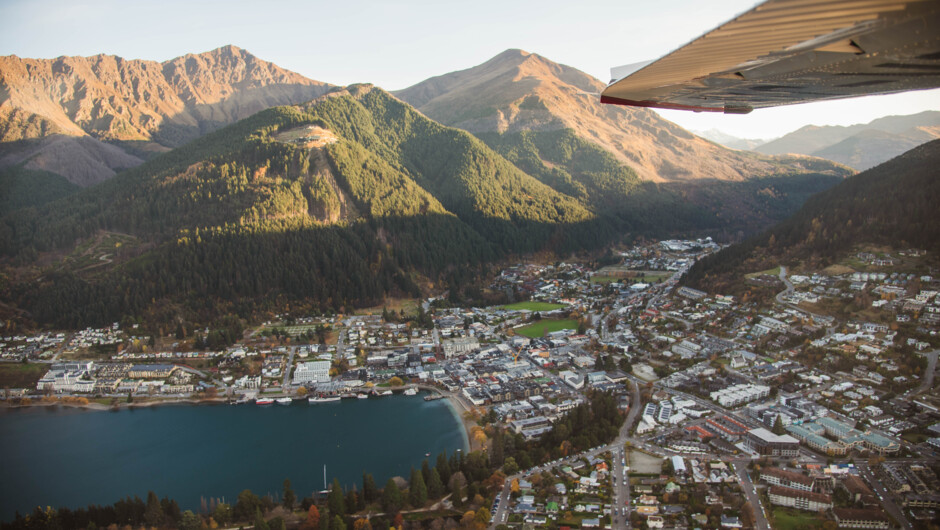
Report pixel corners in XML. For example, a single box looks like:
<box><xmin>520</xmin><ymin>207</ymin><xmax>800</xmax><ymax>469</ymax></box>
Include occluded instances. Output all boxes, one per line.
<box><xmin>356</xmin><ymin>393</ymin><xmax>368</xmax><ymax>399</ymax></box>
<box><xmin>276</xmin><ymin>397</ymin><xmax>293</xmax><ymax>405</ymax></box>
<box><xmin>255</xmin><ymin>398</ymin><xmax>274</xmax><ymax>405</ymax></box>
<box><xmin>308</xmin><ymin>395</ymin><xmax>341</xmax><ymax>404</ymax></box>
<box><xmin>340</xmin><ymin>393</ymin><xmax>356</xmax><ymax>399</ymax></box>
<box><xmin>380</xmin><ymin>390</ymin><xmax>393</xmax><ymax>396</ymax></box>
<box><xmin>403</xmin><ymin>388</ymin><xmax>418</xmax><ymax>396</ymax></box>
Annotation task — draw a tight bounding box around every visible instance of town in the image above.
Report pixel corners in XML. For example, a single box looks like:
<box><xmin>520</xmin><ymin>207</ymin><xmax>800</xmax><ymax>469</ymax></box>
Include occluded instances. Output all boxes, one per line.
<box><xmin>2</xmin><ymin>238</ymin><xmax>938</xmax><ymax>530</ymax></box>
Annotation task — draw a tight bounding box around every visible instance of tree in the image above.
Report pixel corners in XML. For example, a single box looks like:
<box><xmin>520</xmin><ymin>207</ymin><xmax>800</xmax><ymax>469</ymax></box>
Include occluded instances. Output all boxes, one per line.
<box><xmin>283</xmin><ymin>478</ymin><xmax>296</xmax><ymax>511</ymax></box>
<box><xmin>331</xmin><ymin>515</ymin><xmax>346</xmax><ymax>530</ymax></box>
<box><xmin>772</xmin><ymin>414</ymin><xmax>785</xmax><ymax>435</ymax></box>
<box><xmin>502</xmin><ymin>457</ymin><xmax>518</xmax><ymax>475</ymax></box>
<box><xmin>213</xmin><ymin>503</ymin><xmax>232</xmax><ymax>526</ymax></box>
<box><xmin>329</xmin><ymin>478</ymin><xmax>346</xmax><ymax>518</ymax></box>
<box><xmin>353</xmin><ymin>519</ymin><xmax>372</xmax><ymax>530</ymax></box>
<box><xmin>254</xmin><ymin>508</ymin><xmax>270</xmax><ymax>530</ymax></box>
<box><xmin>362</xmin><ymin>473</ymin><xmax>378</xmax><ymax>503</ymax></box>
<box><xmin>383</xmin><ymin>478</ymin><xmax>402</xmax><ymax>514</ymax></box>
<box><xmin>410</xmin><ymin>467</ymin><xmax>428</xmax><ymax>507</ymax></box>
<box><xmin>427</xmin><ymin>468</ymin><xmax>444</xmax><ymax>500</ymax></box>
<box><xmin>449</xmin><ymin>471</ymin><xmax>467</xmax><ymax>505</ymax></box>
<box><xmin>304</xmin><ymin>505</ymin><xmax>320</xmax><ymax>529</ymax></box>
<box><xmin>180</xmin><ymin>510</ymin><xmax>203</xmax><ymax>530</ymax></box>
<box><xmin>144</xmin><ymin>491</ymin><xmax>164</xmax><ymax>527</ymax></box>
<box><xmin>346</xmin><ymin>487</ymin><xmax>360</xmax><ymax>514</ymax></box>
<box><xmin>235</xmin><ymin>489</ymin><xmax>262</xmax><ymax>522</ymax></box>
<box><xmin>389</xmin><ymin>376</ymin><xmax>404</xmax><ymax>387</ymax></box>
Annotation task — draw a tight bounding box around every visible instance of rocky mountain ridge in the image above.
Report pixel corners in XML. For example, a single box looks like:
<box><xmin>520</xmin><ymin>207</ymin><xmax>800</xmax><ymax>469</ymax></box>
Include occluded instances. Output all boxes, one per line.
<box><xmin>0</xmin><ymin>45</ymin><xmax>332</xmax><ymax>186</ymax></box>
<box><xmin>395</xmin><ymin>49</ymin><xmax>840</xmax><ymax>183</ymax></box>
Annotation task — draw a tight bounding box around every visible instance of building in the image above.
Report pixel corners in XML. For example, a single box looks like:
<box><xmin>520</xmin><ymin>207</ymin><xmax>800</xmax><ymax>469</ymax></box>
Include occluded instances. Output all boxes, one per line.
<box><xmin>745</xmin><ymin>428</ymin><xmax>800</xmax><ymax>457</ymax></box>
<box><xmin>128</xmin><ymin>364</ymin><xmax>177</xmax><ymax>379</ymax></box>
<box><xmin>293</xmin><ymin>361</ymin><xmax>331</xmax><ymax>385</ymax></box>
<box><xmin>786</xmin><ymin>423</ymin><xmax>849</xmax><ymax>456</ymax></box>
<box><xmin>710</xmin><ymin>384</ymin><xmax>770</xmax><ymax>407</ymax></box>
<box><xmin>768</xmin><ymin>486</ymin><xmax>832</xmax><ymax>512</ymax></box>
<box><xmin>442</xmin><ymin>337</ymin><xmax>479</xmax><ymax>358</ymax></box>
<box><xmin>677</xmin><ymin>286</ymin><xmax>706</xmax><ymax>300</ymax></box>
<box><xmin>832</xmin><ymin>508</ymin><xmax>890</xmax><ymax>529</ymax></box>
<box><xmin>759</xmin><ymin>467</ymin><xmax>814</xmax><ymax>492</ymax></box>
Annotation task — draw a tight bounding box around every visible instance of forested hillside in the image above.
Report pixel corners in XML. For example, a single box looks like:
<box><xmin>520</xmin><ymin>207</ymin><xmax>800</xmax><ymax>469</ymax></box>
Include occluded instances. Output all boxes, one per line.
<box><xmin>0</xmin><ymin>86</ymin><xmax>603</xmax><ymax>328</ymax></box>
<box><xmin>0</xmin><ymin>82</ymin><xmax>863</xmax><ymax>330</ymax></box>
<box><xmin>684</xmin><ymin>139</ymin><xmax>940</xmax><ymax>293</ymax></box>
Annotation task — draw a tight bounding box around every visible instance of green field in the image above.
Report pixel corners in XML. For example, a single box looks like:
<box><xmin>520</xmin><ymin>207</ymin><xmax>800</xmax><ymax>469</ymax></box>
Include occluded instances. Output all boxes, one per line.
<box><xmin>745</xmin><ymin>266</ymin><xmax>781</xmax><ymax>279</ymax></box>
<box><xmin>0</xmin><ymin>362</ymin><xmax>49</xmax><ymax>389</ymax></box>
<box><xmin>771</xmin><ymin>508</ymin><xmax>824</xmax><ymax>530</ymax></box>
<box><xmin>516</xmin><ymin>319</ymin><xmax>578</xmax><ymax>338</ymax></box>
<box><xmin>502</xmin><ymin>301</ymin><xmax>564</xmax><ymax>311</ymax></box>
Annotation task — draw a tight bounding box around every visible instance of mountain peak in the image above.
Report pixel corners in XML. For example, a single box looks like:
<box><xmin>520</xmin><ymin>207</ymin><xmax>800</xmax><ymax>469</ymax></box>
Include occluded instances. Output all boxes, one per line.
<box><xmin>396</xmin><ymin>50</ymin><xmax>850</xmax><ymax>183</ymax></box>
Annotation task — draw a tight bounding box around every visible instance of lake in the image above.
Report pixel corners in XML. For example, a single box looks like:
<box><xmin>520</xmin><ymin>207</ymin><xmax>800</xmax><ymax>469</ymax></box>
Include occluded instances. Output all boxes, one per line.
<box><xmin>0</xmin><ymin>393</ymin><xmax>467</xmax><ymax>520</ymax></box>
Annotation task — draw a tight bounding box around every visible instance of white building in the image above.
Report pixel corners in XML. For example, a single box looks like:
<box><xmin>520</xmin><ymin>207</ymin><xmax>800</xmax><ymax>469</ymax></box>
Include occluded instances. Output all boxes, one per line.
<box><xmin>293</xmin><ymin>361</ymin><xmax>331</xmax><ymax>385</ymax></box>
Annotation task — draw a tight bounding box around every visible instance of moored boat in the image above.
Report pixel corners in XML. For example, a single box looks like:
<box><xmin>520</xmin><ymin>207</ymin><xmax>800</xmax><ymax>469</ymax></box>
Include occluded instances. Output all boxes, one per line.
<box><xmin>403</xmin><ymin>387</ymin><xmax>418</xmax><ymax>396</ymax></box>
<box><xmin>356</xmin><ymin>393</ymin><xmax>368</xmax><ymax>399</ymax></box>
<box><xmin>308</xmin><ymin>395</ymin><xmax>341</xmax><ymax>404</ymax></box>
<box><xmin>255</xmin><ymin>398</ymin><xmax>274</xmax><ymax>405</ymax></box>
<box><xmin>276</xmin><ymin>397</ymin><xmax>293</xmax><ymax>405</ymax></box>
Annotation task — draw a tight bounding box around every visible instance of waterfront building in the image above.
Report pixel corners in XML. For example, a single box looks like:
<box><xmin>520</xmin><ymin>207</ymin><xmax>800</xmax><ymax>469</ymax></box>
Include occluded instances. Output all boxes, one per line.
<box><xmin>293</xmin><ymin>361</ymin><xmax>331</xmax><ymax>385</ymax></box>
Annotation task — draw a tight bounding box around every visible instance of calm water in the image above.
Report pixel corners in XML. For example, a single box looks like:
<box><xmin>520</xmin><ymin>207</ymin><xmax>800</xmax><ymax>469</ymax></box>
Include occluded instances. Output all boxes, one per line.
<box><xmin>0</xmin><ymin>394</ymin><xmax>467</xmax><ymax>519</ymax></box>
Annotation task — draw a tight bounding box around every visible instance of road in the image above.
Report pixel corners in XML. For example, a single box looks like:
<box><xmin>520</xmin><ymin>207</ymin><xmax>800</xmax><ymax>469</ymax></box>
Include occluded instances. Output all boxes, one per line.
<box><xmin>335</xmin><ymin>324</ymin><xmax>346</xmax><ymax>360</ymax></box>
<box><xmin>776</xmin><ymin>265</ymin><xmax>794</xmax><ymax>304</ymax></box>
<box><xmin>775</xmin><ymin>265</ymin><xmax>838</xmax><ymax>334</ymax></box>
<box><xmin>733</xmin><ymin>459</ymin><xmax>770</xmax><ymax>530</ymax></box>
<box><xmin>907</xmin><ymin>349</ymin><xmax>938</xmax><ymax>398</ymax></box>
<box><xmin>610</xmin><ymin>445</ymin><xmax>630</xmax><ymax>528</ymax></box>
<box><xmin>490</xmin><ymin>380</ymin><xmax>642</xmax><ymax>529</ymax></box>
<box><xmin>857</xmin><ymin>462</ymin><xmax>913</xmax><ymax>530</ymax></box>
<box><xmin>281</xmin><ymin>346</ymin><xmax>296</xmax><ymax>388</ymax></box>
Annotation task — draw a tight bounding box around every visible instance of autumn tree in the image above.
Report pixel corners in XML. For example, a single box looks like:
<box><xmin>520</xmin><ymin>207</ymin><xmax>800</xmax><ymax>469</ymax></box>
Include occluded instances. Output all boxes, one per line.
<box><xmin>305</xmin><ymin>505</ymin><xmax>320</xmax><ymax>529</ymax></box>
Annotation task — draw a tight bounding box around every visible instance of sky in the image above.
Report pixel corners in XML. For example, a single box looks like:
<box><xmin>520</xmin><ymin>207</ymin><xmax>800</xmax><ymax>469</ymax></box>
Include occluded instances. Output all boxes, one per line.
<box><xmin>1</xmin><ymin>0</ymin><xmax>937</xmax><ymax>140</ymax></box>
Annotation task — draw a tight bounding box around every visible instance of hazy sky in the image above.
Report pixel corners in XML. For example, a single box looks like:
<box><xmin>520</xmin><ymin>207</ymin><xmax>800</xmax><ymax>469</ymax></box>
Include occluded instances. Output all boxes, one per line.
<box><xmin>2</xmin><ymin>0</ymin><xmax>937</xmax><ymax>139</ymax></box>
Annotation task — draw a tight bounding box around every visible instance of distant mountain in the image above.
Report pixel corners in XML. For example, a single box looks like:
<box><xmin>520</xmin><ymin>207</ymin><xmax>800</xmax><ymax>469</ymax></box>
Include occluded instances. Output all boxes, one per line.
<box><xmin>395</xmin><ymin>49</ymin><xmax>844</xmax><ymax>184</ymax></box>
<box><xmin>685</xmin><ymin>139</ymin><xmax>940</xmax><ymax>294</ymax></box>
<box><xmin>693</xmin><ymin>129</ymin><xmax>770</xmax><ymax>151</ymax></box>
<box><xmin>755</xmin><ymin>111</ymin><xmax>940</xmax><ymax>170</ymax></box>
<box><xmin>0</xmin><ymin>45</ymin><xmax>332</xmax><ymax>187</ymax></box>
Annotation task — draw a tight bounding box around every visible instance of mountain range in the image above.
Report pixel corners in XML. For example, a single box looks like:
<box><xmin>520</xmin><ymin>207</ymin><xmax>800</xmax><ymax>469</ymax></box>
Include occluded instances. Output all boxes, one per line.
<box><xmin>0</xmin><ymin>46</ymin><xmax>856</xmax><ymax>328</ymax></box>
<box><xmin>0</xmin><ymin>45</ymin><xmax>332</xmax><ymax>186</ymax></box>
<box><xmin>754</xmin><ymin>111</ymin><xmax>940</xmax><ymax>171</ymax></box>
<box><xmin>394</xmin><ymin>49</ymin><xmax>831</xmax><ymax>184</ymax></box>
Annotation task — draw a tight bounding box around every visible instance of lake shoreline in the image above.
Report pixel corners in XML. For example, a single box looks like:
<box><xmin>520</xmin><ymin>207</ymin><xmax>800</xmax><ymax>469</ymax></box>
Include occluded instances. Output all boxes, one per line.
<box><xmin>1</xmin><ymin>391</ymin><xmax>468</xmax><ymax>520</ymax></box>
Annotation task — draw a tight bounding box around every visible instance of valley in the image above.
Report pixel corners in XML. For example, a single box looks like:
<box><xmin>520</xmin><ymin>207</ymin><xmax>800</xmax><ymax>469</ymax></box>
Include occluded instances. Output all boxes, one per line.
<box><xmin>0</xmin><ymin>30</ymin><xmax>937</xmax><ymax>530</ymax></box>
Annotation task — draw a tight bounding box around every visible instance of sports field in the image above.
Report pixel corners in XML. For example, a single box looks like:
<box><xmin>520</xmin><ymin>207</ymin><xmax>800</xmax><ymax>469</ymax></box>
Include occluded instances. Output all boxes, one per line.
<box><xmin>515</xmin><ymin>319</ymin><xmax>578</xmax><ymax>338</ymax></box>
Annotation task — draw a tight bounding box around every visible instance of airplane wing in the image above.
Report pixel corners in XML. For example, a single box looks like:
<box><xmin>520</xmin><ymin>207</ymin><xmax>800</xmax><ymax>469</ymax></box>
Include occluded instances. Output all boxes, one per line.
<box><xmin>600</xmin><ymin>0</ymin><xmax>940</xmax><ymax>114</ymax></box>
